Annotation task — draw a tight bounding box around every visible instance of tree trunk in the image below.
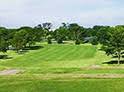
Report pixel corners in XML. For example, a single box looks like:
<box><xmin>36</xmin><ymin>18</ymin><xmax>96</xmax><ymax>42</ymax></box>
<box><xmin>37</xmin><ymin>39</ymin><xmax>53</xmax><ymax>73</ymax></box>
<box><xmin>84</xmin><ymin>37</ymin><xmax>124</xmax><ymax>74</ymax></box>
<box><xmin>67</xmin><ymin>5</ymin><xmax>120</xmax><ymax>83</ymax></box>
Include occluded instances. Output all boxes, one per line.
<box><xmin>117</xmin><ymin>51</ymin><xmax>121</xmax><ymax>65</ymax></box>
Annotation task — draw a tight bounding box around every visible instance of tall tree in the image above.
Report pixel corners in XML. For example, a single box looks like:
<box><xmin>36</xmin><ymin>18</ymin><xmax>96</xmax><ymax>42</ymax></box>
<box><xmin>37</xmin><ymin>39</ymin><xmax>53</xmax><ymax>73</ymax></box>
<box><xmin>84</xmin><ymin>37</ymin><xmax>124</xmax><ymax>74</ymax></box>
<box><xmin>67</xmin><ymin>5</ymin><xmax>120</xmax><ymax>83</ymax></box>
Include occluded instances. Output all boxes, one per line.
<box><xmin>42</xmin><ymin>22</ymin><xmax>52</xmax><ymax>44</ymax></box>
<box><xmin>12</xmin><ymin>29</ymin><xmax>27</xmax><ymax>53</ymax></box>
<box><xmin>54</xmin><ymin>23</ymin><xmax>68</xmax><ymax>44</ymax></box>
<box><xmin>102</xmin><ymin>26</ymin><xmax>124</xmax><ymax>65</ymax></box>
<box><xmin>0</xmin><ymin>27</ymin><xmax>9</xmax><ymax>53</ymax></box>
<box><xmin>19</xmin><ymin>27</ymin><xmax>35</xmax><ymax>47</ymax></box>
<box><xmin>34</xmin><ymin>24</ymin><xmax>44</xmax><ymax>41</ymax></box>
<box><xmin>68</xmin><ymin>23</ymin><xmax>84</xmax><ymax>45</ymax></box>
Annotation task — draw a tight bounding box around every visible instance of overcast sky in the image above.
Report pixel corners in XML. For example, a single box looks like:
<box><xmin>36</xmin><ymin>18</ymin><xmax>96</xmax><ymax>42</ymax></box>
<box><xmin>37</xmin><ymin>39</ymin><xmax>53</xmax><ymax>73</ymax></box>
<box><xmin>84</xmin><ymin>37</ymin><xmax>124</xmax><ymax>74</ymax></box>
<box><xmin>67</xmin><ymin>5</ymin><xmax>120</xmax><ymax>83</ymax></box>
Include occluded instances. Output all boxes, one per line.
<box><xmin>0</xmin><ymin>0</ymin><xmax>124</xmax><ymax>28</ymax></box>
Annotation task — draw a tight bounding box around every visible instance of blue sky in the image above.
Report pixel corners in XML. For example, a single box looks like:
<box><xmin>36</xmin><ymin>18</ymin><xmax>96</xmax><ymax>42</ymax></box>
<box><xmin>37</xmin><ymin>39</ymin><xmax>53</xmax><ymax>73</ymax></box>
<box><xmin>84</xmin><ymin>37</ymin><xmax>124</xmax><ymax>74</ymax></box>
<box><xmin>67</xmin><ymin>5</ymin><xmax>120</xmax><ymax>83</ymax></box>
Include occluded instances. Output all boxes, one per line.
<box><xmin>0</xmin><ymin>0</ymin><xmax>124</xmax><ymax>28</ymax></box>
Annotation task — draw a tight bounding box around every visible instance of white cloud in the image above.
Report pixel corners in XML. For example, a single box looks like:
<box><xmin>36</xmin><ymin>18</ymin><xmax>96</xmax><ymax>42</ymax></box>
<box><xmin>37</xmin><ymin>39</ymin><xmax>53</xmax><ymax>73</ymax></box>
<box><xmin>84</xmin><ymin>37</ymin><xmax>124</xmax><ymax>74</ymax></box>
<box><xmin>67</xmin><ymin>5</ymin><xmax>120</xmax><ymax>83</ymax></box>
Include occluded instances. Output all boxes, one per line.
<box><xmin>0</xmin><ymin>0</ymin><xmax>124</xmax><ymax>28</ymax></box>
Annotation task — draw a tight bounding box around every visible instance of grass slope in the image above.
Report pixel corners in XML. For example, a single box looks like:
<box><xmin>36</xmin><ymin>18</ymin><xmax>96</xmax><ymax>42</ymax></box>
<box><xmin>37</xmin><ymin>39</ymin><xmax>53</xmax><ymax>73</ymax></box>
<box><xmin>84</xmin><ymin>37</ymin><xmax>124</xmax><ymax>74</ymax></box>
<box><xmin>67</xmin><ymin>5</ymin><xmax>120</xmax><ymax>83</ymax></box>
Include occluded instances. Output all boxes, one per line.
<box><xmin>0</xmin><ymin>44</ymin><xmax>103</xmax><ymax>74</ymax></box>
<box><xmin>0</xmin><ymin>44</ymin><xmax>122</xmax><ymax>74</ymax></box>
<box><xmin>0</xmin><ymin>43</ymin><xmax>124</xmax><ymax>92</ymax></box>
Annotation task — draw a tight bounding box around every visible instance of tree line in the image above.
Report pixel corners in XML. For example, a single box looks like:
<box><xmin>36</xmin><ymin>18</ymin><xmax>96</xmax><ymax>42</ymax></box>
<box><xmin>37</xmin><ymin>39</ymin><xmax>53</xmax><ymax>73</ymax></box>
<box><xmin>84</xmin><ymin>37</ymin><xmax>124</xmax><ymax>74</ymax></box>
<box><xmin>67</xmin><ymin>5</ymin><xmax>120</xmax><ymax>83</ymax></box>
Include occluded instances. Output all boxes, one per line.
<box><xmin>0</xmin><ymin>23</ymin><xmax>124</xmax><ymax>64</ymax></box>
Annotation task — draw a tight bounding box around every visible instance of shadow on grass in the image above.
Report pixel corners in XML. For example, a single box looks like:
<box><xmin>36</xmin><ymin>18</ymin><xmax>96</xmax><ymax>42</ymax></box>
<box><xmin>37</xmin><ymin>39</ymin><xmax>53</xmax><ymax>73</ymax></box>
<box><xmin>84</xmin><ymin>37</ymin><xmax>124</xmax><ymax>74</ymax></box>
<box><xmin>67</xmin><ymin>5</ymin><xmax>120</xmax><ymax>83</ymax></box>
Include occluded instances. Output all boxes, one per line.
<box><xmin>24</xmin><ymin>46</ymin><xmax>44</xmax><ymax>50</ymax></box>
<box><xmin>112</xmin><ymin>55</ymin><xmax>124</xmax><ymax>58</ymax></box>
<box><xmin>0</xmin><ymin>55</ymin><xmax>12</xmax><ymax>59</ymax></box>
<box><xmin>49</xmin><ymin>68</ymin><xmax>82</xmax><ymax>74</ymax></box>
<box><xmin>18</xmin><ymin>50</ymin><xmax>29</xmax><ymax>54</ymax></box>
<box><xmin>18</xmin><ymin>46</ymin><xmax>44</xmax><ymax>54</ymax></box>
<box><xmin>103</xmin><ymin>60</ymin><xmax>124</xmax><ymax>64</ymax></box>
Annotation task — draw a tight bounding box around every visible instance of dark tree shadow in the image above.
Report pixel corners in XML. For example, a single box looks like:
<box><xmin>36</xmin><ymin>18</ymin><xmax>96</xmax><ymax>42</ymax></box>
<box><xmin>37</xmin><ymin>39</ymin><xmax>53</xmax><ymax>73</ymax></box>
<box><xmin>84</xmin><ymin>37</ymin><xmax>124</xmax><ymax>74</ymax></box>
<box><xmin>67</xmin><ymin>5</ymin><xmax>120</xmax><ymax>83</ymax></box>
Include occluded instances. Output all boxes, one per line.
<box><xmin>112</xmin><ymin>55</ymin><xmax>124</xmax><ymax>58</ymax></box>
<box><xmin>0</xmin><ymin>55</ymin><xmax>12</xmax><ymax>59</ymax></box>
<box><xmin>24</xmin><ymin>46</ymin><xmax>44</xmax><ymax>50</ymax></box>
<box><xmin>17</xmin><ymin>46</ymin><xmax>44</xmax><ymax>54</ymax></box>
<box><xmin>121</xmin><ymin>52</ymin><xmax>124</xmax><ymax>54</ymax></box>
<box><xmin>103</xmin><ymin>60</ymin><xmax>124</xmax><ymax>64</ymax></box>
<box><xmin>18</xmin><ymin>50</ymin><xmax>29</xmax><ymax>54</ymax></box>
<box><xmin>98</xmin><ymin>48</ymin><xmax>102</xmax><ymax>51</ymax></box>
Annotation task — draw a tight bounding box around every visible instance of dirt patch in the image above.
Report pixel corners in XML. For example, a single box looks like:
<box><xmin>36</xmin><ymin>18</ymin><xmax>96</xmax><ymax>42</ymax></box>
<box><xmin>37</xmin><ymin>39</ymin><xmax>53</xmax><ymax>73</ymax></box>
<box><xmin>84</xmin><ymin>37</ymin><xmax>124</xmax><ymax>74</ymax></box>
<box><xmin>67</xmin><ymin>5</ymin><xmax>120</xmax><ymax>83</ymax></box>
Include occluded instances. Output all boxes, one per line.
<box><xmin>89</xmin><ymin>65</ymin><xmax>101</xmax><ymax>69</ymax></box>
<box><xmin>82</xmin><ymin>65</ymin><xmax>124</xmax><ymax>70</ymax></box>
<box><xmin>0</xmin><ymin>69</ymin><xmax>22</xmax><ymax>75</ymax></box>
<box><xmin>81</xmin><ymin>74</ymin><xmax>124</xmax><ymax>78</ymax></box>
<box><xmin>30</xmin><ymin>74</ymin><xmax>124</xmax><ymax>80</ymax></box>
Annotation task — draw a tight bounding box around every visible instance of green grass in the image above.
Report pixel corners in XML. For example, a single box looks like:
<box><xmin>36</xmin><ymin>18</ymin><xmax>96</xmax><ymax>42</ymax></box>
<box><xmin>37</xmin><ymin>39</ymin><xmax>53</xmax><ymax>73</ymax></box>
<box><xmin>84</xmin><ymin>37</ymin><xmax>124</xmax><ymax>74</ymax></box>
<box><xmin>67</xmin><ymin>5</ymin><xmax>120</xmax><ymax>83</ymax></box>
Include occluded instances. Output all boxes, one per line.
<box><xmin>0</xmin><ymin>43</ymin><xmax>124</xmax><ymax>92</ymax></box>
<box><xmin>0</xmin><ymin>76</ymin><xmax>124</xmax><ymax>92</ymax></box>
<box><xmin>0</xmin><ymin>43</ymin><xmax>122</xmax><ymax>74</ymax></box>
<box><xmin>0</xmin><ymin>44</ymin><xmax>102</xmax><ymax>74</ymax></box>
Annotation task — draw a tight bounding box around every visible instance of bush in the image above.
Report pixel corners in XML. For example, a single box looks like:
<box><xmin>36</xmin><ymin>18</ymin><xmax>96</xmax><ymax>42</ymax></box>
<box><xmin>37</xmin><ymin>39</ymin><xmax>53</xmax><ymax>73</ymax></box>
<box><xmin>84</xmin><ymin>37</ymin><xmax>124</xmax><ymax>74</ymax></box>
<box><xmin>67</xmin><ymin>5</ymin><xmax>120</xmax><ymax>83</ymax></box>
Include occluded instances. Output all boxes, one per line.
<box><xmin>57</xmin><ymin>39</ymin><xmax>63</xmax><ymax>44</ymax></box>
<box><xmin>75</xmin><ymin>40</ymin><xmax>80</xmax><ymax>45</ymax></box>
<box><xmin>47</xmin><ymin>37</ymin><xmax>52</xmax><ymax>44</ymax></box>
<box><xmin>90</xmin><ymin>37</ymin><xmax>98</xmax><ymax>45</ymax></box>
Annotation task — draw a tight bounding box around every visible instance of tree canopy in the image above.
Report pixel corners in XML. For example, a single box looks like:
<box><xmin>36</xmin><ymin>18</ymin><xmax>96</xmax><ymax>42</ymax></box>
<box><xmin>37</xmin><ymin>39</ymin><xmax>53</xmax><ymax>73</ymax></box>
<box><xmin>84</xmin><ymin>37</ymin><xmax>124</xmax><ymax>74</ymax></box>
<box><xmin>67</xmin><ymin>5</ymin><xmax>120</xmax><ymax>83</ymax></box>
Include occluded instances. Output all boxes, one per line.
<box><xmin>0</xmin><ymin>23</ymin><xmax>124</xmax><ymax>65</ymax></box>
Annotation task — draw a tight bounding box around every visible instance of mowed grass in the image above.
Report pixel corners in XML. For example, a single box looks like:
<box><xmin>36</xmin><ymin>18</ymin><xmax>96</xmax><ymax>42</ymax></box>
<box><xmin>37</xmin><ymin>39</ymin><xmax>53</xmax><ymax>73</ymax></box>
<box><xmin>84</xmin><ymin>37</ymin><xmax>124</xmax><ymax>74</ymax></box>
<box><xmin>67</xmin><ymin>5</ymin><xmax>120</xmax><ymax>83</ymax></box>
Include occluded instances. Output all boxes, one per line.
<box><xmin>0</xmin><ymin>43</ymin><xmax>122</xmax><ymax>74</ymax></box>
<box><xmin>0</xmin><ymin>76</ymin><xmax>124</xmax><ymax>92</ymax></box>
<box><xmin>0</xmin><ymin>43</ymin><xmax>124</xmax><ymax>92</ymax></box>
<box><xmin>0</xmin><ymin>44</ymin><xmax>106</xmax><ymax>74</ymax></box>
